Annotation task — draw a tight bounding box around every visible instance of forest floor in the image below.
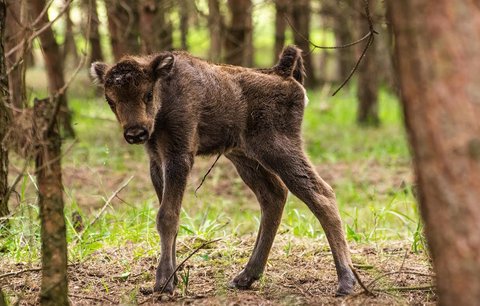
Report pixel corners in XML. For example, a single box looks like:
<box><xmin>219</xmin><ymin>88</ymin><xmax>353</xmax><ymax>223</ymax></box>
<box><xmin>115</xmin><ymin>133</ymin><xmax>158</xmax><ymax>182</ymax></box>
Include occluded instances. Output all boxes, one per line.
<box><xmin>1</xmin><ymin>75</ymin><xmax>435</xmax><ymax>305</ymax></box>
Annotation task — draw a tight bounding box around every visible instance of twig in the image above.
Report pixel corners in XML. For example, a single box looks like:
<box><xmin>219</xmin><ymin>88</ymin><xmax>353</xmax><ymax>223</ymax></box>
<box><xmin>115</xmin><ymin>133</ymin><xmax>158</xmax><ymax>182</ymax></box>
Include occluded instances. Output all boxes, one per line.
<box><xmin>159</xmin><ymin>238</ymin><xmax>221</xmax><ymax>294</ymax></box>
<box><xmin>285</xmin><ymin>15</ymin><xmax>372</xmax><ymax>50</ymax></box>
<box><xmin>194</xmin><ymin>153</ymin><xmax>221</xmax><ymax>196</ymax></box>
<box><xmin>332</xmin><ymin>0</ymin><xmax>376</xmax><ymax>96</ymax></box>
<box><xmin>69</xmin><ymin>294</ymin><xmax>115</xmax><ymax>304</ymax></box>
<box><xmin>349</xmin><ymin>264</ymin><xmax>376</xmax><ymax>297</ymax></box>
<box><xmin>46</xmin><ymin>53</ymin><xmax>88</xmax><ymax>133</ymax></box>
<box><xmin>365</xmin><ymin>270</ymin><xmax>435</xmax><ymax>289</ymax></box>
<box><xmin>2</xmin><ymin>160</ymin><xmax>29</xmax><ymax>211</ymax></box>
<box><xmin>285</xmin><ymin>0</ymin><xmax>377</xmax><ymax>96</ymax></box>
<box><xmin>71</xmin><ymin>176</ymin><xmax>134</xmax><ymax>246</ymax></box>
<box><xmin>374</xmin><ymin>285</ymin><xmax>435</xmax><ymax>292</ymax></box>
<box><xmin>6</xmin><ymin>0</ymin><xmax>73</xmax><ymax>58</ymax></box>
<box><xmin>0</xmin><ymin>267</ymin><xmax>41</xmax><ymax>280</ymax></box>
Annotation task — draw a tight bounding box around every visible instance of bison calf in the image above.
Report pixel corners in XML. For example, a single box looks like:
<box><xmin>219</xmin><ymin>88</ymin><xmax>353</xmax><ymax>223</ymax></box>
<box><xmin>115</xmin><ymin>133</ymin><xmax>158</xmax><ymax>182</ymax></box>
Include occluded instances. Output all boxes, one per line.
<box><xmin>90</xmin><ymin>46</ymin><xmax>355</xmax><ymax>296</ymax></box>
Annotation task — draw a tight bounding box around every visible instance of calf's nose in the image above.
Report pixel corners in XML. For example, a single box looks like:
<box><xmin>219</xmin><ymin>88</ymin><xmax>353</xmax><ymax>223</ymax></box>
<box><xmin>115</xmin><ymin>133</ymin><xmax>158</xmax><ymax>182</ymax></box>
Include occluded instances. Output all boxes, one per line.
<box><xmin>124</xmin><ymin>126</ymin><xmax>148</xmax><ymax>144</ymax></box>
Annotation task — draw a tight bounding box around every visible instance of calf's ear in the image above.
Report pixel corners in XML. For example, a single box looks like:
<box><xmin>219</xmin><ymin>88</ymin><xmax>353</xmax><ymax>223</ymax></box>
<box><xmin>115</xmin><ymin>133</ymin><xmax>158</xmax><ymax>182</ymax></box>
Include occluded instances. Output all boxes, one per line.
<box><xmin>90</xmin><ymin>62</ymin><xmax>109</xmax><ymax>85</ymax></box>
<box><xmin>149</xmin><ymin>53</ymin><xmax>174</xmax><ymax>79</ymax></box>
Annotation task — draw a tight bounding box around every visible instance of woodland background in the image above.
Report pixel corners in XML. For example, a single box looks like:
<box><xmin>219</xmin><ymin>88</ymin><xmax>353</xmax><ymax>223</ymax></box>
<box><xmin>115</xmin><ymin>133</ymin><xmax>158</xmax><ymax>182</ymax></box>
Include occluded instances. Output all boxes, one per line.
<box><xmin>1</xmin><ymin>0</ymin><xmax>479</xmax><ymax>305</ymax></box>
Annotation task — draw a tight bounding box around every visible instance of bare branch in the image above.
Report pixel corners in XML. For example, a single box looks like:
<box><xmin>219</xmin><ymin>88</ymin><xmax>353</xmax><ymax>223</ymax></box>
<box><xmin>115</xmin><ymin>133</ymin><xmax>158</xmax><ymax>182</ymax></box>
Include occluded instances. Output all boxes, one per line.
<box><xmin>5</xmin><ymin>0</ymin><xmax>73</xmax><ymax>58</ymax></box>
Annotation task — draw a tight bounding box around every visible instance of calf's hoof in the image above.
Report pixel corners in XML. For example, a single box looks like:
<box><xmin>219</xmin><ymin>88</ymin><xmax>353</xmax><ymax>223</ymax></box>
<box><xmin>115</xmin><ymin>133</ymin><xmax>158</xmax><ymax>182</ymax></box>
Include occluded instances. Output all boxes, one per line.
<box><xmin>335</xmin><ymin>270</ymin><xmax>356</xmax><ymax>297</ymax></box>
<box><xmin>228</xmin><ymin>270</ymin><xmax>259</xmax><ymax>290</ymax></box>
<box><xmin>154</xmin><ymin>276</ymin><xmax>176</xmax><ymax>294</ymax></box>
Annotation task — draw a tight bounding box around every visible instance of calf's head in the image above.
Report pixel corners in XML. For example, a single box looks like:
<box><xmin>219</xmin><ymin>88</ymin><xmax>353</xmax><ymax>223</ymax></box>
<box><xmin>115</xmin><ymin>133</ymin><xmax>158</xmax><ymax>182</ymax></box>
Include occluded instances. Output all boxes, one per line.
<box><xmin>90</xmin><ymin>53</ymin><xmax>174</xmax><ymax>144</ymax></box>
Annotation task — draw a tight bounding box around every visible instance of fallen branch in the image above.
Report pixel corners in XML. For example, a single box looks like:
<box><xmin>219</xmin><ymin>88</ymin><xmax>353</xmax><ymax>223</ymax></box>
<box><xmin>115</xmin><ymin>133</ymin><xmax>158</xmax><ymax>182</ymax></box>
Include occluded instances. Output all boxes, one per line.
<box><xmin>0</xmin><ymin>267</ymin><xmax>41</xmax><ymax>280</ymax></box>
<box><xmin>365</xmin><ymin>270</ymin><xmax>435</xmax><ymax>289</ymax></box>
<box><xmin>375</xmin><ymin>285</ymin><xmax>435</xmax><ymax>292</ymax></box>
<box><xmin>69</xmin><ymin>293</ymin><xmax>116</xmax><ymax>304</ymax></box>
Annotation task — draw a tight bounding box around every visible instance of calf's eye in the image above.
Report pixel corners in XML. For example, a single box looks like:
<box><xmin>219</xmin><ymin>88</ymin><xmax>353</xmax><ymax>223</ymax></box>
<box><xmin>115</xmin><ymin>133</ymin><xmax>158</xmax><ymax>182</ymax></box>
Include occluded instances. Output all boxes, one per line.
<box><xmin>144</xmin><ymin>90</ymin><xmax>153</xmax><ymax>103</ymax></box>
<box><xmin>106</xmin><ymin>96</ymin><xmax>115</xmax><ymax>110</ymax></box>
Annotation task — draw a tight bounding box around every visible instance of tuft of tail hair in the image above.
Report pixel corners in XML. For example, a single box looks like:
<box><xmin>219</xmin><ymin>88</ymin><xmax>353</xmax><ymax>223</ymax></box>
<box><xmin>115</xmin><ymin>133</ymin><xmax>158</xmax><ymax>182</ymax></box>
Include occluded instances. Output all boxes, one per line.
<box><xmin>275</xmin><ymin>45</ymin><xmax>306</xmax><ymax>85</ymax></box>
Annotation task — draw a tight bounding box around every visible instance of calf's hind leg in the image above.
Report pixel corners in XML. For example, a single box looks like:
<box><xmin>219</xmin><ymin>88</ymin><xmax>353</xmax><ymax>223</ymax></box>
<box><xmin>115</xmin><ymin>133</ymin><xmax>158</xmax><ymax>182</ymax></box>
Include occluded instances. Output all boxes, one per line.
<box><xmin>251</xmin><ymin>142</ymin><xmax>356</xmax><ymax>296</ymax></box>
<box><xmin>226</xmin><ymin>152</ymin><xmax>288</xmax><ymax>289</ymax></box>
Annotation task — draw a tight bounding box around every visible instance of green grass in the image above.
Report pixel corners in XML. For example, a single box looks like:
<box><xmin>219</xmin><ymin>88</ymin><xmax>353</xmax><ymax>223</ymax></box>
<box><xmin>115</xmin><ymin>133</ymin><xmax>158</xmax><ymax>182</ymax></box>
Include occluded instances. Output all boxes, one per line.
<box><xmin>1</xmin><ymin>80</ymin><xmax>424</xmax><ymax>266</ymax></box>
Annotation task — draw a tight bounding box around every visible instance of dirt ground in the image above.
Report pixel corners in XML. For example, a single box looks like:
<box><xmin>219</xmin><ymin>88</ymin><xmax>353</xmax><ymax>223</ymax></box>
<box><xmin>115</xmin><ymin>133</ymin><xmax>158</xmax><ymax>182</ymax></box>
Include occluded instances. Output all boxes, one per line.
<box><xmin>1</xmin><ymin>236</ymin><xmax>435</xmax><ymax>305</ymax></box>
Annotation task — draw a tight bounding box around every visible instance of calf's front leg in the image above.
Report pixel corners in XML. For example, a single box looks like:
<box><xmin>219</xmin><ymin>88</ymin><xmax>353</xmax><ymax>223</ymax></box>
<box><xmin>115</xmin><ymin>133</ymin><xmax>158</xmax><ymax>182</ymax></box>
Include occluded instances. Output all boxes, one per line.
<box><xmin>153</xmin><ymin>154</ymin><xmax>192</xmax><ymax>293</ymax></box>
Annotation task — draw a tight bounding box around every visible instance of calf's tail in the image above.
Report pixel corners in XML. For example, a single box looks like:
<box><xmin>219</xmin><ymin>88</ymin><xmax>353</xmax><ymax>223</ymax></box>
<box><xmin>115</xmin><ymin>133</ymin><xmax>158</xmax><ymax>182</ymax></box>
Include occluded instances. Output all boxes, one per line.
<box><xmin>275</xmin><ymin>45</ymin><xmax>306</xmax><ymax>85</ymax></box>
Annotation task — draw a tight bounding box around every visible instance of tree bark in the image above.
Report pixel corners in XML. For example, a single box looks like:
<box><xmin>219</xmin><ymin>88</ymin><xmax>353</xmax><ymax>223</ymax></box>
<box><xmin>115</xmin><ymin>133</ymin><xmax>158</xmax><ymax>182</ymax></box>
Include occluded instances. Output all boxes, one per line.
<box><xmin>5</xmin><ymin>0</ymin><xmax>26</xmax><ymax>109</ymax></box>
<box><xmin>138</xmin><ymin>0</ymin><xmax>172</xmax><ymax>54</ymax></box>
<box><xmin>34</xmin><ymin>98</ymin><xmax>68</xmax><ymax>306</ymax></box>
<box><xmin>62</xmin><ymin>0</ymin><xmax>78</xmax><ymax>63</ymax></box>
<box><xmin>106</xmin><ymin>0</ymin><xmax>141</xmax><ymax>59</ymax></box>
<box><xmin>224</xmin><ymin>0</ymin><xmax>253</xmax><ymax>66</ymax></box>
<box><xmin>0</xmin><ymin>0</ymin><xmax>11</xmax><ymax>229</ymax></box>
<box><xmin>31</xmin><ymin>0</ymin><xmax>75</xmax><ymax>138</ymax></box>
<box><xmin>332</xmin><ymin>0</ymin><xmax>355</xmax><ymax>81</ymax></box>
<box><xmin>387</xmin><ymin>1</ymin><xmax>480</xmax><ymax>305</ymax></box>
<box><xmin>356</xmin><ymin>0</ymin><xmax>379</xmax><ymax>126</ymax></box>
<box><xmin>291</xmin><ymin>0</ymin><xmax>316</xmax><ymax>88</ymax></box>
<box><xmin>207</xmin><ymin>0</ymin><xmax>223</xmax><ymax>62</ymax></box>
<box><xmin>179</xmin><ymin>0</ymin><xmax>189</xmax><ymax>51</ymax></box>
<box><xmin>274</xmin><ymin>0</ymin><xmax>289</xmax><ymax>61</ymax></box>
<box><xmin>84</xmin><ymin>0</ymin><xmax>103</xmax><ymax>64</ymax></box>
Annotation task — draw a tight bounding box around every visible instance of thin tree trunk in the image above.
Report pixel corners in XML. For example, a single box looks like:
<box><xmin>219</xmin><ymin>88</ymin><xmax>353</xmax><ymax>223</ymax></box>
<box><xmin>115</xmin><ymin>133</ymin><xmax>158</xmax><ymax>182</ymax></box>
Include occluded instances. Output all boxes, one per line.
<box><xmin>388</xmin><ymin>1</ymin><xmax>480</xmax><ymax>305</ymax></box>
<box><xmin>34</xmin><ymin>98</ymin><xmax>68</xmax><ymax>306</ymax></box>
<box><xmin>244</xmin><ymin>3</ymin><xmax>253</xmax><ymax>67</ymax></box>
<box><xmin>179</xmin><ymin>0</ymin><xmax>189</xmax><ymax>51</ymax></box>
<box><xmin>224</xmin><ymin>0</ymin><xmax>252</xmax><ymax>66</ymax></box>
<box><xmin>0</xmin><ymin>0</ymin><xmax>11</xmax><ymax>229</ymax></box>
<box><xmin>138</xmin><ymin>0</ymin><xmax>172</xmax><ymax>54</ymax></box>
<box><xmin>274</xmin><ymin>0</ymin><xmax>289</xmax><ymax>61</ymax></box>
<box><xmin>333</xmin><ymin>0</ymin><xmax>354</xmax><ymax>81</ymax></box>
<box><xmin>291</xmin><ymin>0</ymin><xmax>316</xmax><ymax>88</ymax></box>
<box><xmin>84</xmin><ymin>0</ymin><xmax>103</xmax><ymax>64</ymax></box>
<box><xmin>5</xmin><ymin>0</ymin><xmax>26</xmax><ymax>109</ymax></box>
<box><xmin>207</xmin><ymin>0</ymin><xmax>222</xmax><ymax>62</ymax></box>
<box><xmin>62</xmin><ymin>0</ymin><xmax>78</xmax><ymax>63</ymax></box>
<box><xmin>106</xmin><ymin>0</ymin><xmax>140</xmax><ymax>59</ymax></box>
<box><xmin>356</xmin><ymin>0</ymin><xmax>379</xmax><ymax>126</ymax></box>
<box><xmin>31</xmin><ymin>0</ymin><xmax>75</xmax><ymax>138</ymax></box>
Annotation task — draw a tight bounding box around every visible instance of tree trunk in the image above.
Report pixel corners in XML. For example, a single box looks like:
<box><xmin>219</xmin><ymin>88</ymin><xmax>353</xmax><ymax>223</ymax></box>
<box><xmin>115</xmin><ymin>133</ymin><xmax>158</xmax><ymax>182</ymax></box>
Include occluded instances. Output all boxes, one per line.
<box><xmin>207</xmin><ymin>0</ymin><xmax>223</xmax><ymax>62</ymax></box>
<box><xmin>274</xmin><ymin>0</ymin><xmax>289</xmax><ymax>61</ymax></box>
<box><xmin>31</xmin><ymin>0</ymin><xmax>75</xmax><ymax>138</ymax></box>
<box><xmin>34</xmin><ymin>98</ymin><xmax>68</xmax><ymax>306</ymax></box>
<box><xmin>387</xmin><ymin>1</ymin><xmax>480</xmax><ymax>305</ymax></box>
<box><xmin>291</xmin><ymin>0</ymin><xmax>316</xmax><ymax>88</ymax></box>
<box><xmin>138</xmin><ymin>0</ymin><xmax>172</xmax><ymax>54</ymax></box>
<box><xmin>5</xmin><ymin>0</ymin><xmax>26</xmax><ymax>109</ymax></box>
<box><xmin>62</xmin><ymin>0</ymin><xmax>78</xmax><ymax>64</ymax></box>
<box><xmin>356</xmin><ymin>0</ymin><xmax>379</xmax><ymax>126</ymax></box>
<box><xmin>0</xmin><ymin>0</ymin><xmax>11</xmax><ymax>229</ymax></box>
<box><xmin>179</xmin><ymin>0</ymin><xmax>189</xmax><ymax>51</ymax></box>
<box><xmin>333</xmin><ymin>0</ymin><xmax>354</xmax><ymax>81</ymax></box>
<box><xmin>224</xmin><ymin>0</ymin><xmax>252</xmax><ymax>66</ymax></box>
<box><xmin>106</xmin><ymin>0</ymin><xmax>141</xmax><ymax>59</ymax></box>
<box><xmin>84</xmin><ymin>0</ymin><xmax>103</xmax><ymax>64</ymax></box>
